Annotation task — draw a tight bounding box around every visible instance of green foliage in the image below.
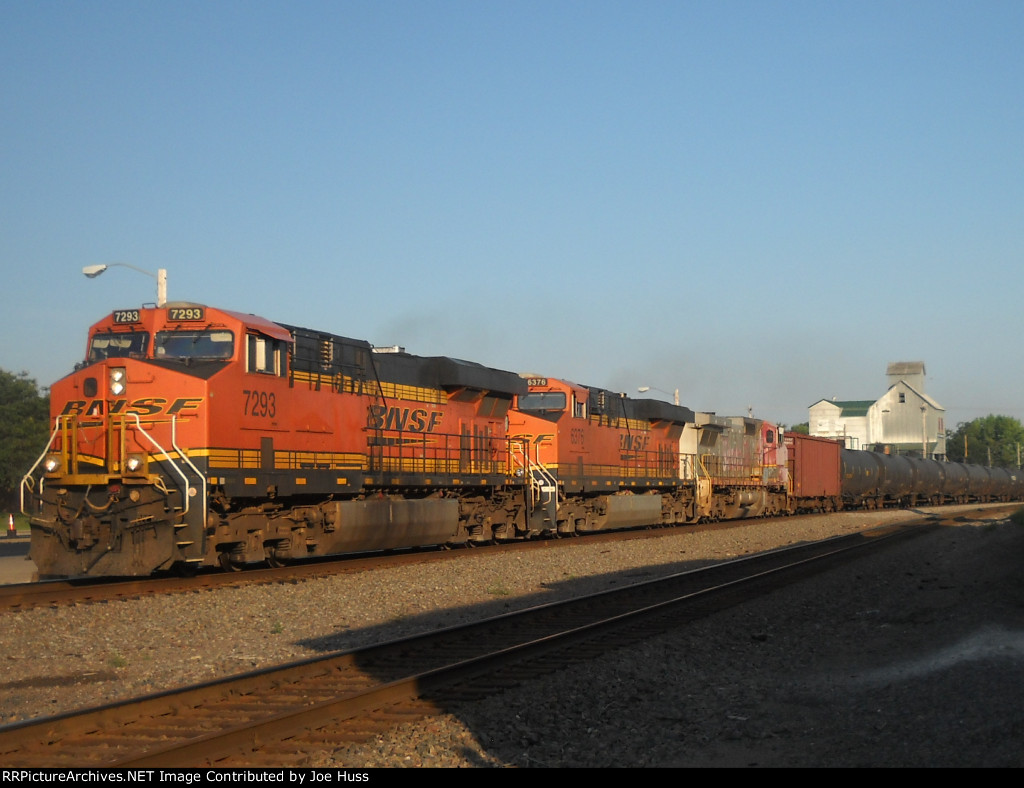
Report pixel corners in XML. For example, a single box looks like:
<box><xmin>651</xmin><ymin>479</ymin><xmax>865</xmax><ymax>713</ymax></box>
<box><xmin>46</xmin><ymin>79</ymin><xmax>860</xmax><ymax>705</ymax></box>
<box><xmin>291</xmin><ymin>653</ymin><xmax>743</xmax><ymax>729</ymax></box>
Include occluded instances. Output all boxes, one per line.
<box><xmin>0</xmin><ymin>369</ymin><xmax>51</xmax><ymax>510</ymax></box>
<box><xmin>945</xmin><ymin>415</ymin><xmax>1024</xmax><ymax>467</ymax></box>
<box><xmin>786</xmin><ymin>422</ymin><xmax>810</xmax><ymax>435</ymax></box>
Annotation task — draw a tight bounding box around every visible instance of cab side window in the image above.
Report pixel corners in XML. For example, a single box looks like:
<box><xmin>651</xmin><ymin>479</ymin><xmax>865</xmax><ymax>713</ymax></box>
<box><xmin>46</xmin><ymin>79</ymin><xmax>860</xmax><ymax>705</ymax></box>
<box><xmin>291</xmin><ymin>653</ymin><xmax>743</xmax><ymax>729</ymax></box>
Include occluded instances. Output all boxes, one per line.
<box><xmin>247</xmin><ymin>334</ymin><xmax>285</xmax><ymax>375</ymax></box>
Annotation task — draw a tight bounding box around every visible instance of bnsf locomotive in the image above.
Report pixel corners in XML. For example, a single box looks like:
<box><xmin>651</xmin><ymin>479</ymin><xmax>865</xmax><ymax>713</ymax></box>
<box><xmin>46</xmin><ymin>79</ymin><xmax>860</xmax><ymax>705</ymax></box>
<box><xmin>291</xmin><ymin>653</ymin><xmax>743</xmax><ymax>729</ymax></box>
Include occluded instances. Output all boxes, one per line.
<box><xmin>21</xmin><ymin>303</ymin><xmax>1024</xmax><ymax>578</ymax></box>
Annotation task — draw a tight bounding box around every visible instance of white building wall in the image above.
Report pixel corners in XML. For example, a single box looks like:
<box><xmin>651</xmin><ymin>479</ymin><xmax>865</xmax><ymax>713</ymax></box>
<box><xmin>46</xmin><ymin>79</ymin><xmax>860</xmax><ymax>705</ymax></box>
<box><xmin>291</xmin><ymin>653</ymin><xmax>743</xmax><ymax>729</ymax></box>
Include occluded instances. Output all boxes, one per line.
<box><xmin>873</xmin><ymin>383</ymin><xmax>947</xmax><ymax>457</ymax></box>
<box><xmin>809</xmin><ymin>401</ymin><xmax>841</xmax><ymax>435</ymax></box>
<box><xmin>809</xmin><ymin>401</ymin><xmax>869</xmax><ymax>449</ymax></box>
<box><xmin>809</xmin><ymin>367</ymin><xmax>948</xmax><ymax>458</ymax></box>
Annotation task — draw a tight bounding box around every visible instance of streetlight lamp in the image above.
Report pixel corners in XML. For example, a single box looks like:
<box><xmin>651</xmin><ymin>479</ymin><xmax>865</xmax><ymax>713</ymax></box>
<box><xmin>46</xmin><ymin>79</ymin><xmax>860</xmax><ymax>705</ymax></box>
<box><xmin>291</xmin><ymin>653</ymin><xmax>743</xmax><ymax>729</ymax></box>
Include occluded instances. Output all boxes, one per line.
<box><xmin>82</xmin><ymin>263</ymin><xmax>167</xmax><ymax>307</ymax></box>
<box><xmin>637</xmin><ymin>386</ymin><xmax>680</xmax><ymax>406</ymax></box>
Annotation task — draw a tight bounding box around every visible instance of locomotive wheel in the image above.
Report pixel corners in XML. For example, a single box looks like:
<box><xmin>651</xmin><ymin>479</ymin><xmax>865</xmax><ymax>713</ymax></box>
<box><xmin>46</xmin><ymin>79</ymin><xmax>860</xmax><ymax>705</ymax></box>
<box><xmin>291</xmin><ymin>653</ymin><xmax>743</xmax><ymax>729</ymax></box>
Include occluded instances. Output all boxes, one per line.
<box><xmin>218</xmin><ymin>551</ymin><xmax>245</xmax><ymax>572</ymax></box>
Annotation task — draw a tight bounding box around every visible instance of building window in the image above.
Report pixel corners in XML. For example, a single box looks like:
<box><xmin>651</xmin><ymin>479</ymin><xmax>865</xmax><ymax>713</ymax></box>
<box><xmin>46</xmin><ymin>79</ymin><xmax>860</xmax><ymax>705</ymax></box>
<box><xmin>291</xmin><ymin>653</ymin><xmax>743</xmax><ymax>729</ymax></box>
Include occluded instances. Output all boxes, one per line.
<box><xmin>898</xmin><ymin>393</ymin><xmax>906</xmax><ymax>404</ymax></box>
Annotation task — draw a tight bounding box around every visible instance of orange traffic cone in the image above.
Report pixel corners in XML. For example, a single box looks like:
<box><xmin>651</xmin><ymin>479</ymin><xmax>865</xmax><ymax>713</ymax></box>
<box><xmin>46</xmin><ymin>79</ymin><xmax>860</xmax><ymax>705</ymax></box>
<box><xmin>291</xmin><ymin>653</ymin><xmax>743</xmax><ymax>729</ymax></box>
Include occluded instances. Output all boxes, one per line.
<box><xmin>7</xmin><ymin>514</ymin><xmax>16</xmax><ymax>538</ymax></box>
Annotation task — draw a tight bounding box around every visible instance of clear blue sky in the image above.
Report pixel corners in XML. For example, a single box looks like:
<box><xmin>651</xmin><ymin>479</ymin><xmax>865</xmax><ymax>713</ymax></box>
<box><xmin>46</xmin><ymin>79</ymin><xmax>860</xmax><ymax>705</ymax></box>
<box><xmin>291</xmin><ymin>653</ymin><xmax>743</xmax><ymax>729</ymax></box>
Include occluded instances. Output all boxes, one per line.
<box><xmin>2</xmin><ymin>1</ymin><xmax>1021</xmax><ymax>429</ymax></box>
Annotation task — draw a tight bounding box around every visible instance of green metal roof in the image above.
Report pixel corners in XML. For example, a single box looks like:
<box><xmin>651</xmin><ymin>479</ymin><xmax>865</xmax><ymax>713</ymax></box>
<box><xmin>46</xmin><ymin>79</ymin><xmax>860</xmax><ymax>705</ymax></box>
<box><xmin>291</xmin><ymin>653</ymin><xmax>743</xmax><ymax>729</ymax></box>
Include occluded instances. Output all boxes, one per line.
<box><xmin>818</xmin><ymin>399</ymin><xmax>873</xmax><ymax>417</ymax></box>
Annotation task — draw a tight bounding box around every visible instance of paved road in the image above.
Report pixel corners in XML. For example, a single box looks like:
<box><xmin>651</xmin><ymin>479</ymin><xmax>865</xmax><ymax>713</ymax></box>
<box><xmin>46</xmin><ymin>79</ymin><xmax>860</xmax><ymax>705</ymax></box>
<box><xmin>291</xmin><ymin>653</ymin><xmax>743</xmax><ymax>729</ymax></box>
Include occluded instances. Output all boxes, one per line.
<box><xmin>0</xmin><ymin>537</ymin><xmax>36</xmax><ymax>584</ymax></box>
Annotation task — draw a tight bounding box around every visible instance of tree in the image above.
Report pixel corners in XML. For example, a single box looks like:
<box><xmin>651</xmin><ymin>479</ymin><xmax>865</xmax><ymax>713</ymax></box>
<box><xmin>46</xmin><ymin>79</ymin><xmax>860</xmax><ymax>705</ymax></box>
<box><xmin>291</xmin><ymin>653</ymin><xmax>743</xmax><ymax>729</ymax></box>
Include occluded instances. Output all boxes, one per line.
<box><xmin>0</xmin><ymin>370</ymin><xmax>51</xmax><ymax>510</ymax></box>
<box><xmin>945</xmin><ymin>415</ymin><xmax>1024</xmax><ymax>467</ymax></box>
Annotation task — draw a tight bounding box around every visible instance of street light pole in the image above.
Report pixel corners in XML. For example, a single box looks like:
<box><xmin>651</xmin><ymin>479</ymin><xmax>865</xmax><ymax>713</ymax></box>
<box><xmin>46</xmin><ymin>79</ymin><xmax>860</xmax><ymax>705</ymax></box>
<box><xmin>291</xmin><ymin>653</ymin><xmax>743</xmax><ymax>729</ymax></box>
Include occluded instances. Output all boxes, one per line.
<box><xmin>156</xmin><ymin>268</ymin><xmax>167</xmax><ymax>308</ymax></box>
<box><xmin>637</xmin><ymin>386</ymin><xmax>680</xmax><ymax>406</ymax></box>
<box><xmin>82</xmin><ymin>262</ymin><xmax>167</xmax><ymax>307</ymax></box>
<box><xmin>921</xmin><ymin>405</ymin><xmax>928</xmax><ymax>460</ymax></box>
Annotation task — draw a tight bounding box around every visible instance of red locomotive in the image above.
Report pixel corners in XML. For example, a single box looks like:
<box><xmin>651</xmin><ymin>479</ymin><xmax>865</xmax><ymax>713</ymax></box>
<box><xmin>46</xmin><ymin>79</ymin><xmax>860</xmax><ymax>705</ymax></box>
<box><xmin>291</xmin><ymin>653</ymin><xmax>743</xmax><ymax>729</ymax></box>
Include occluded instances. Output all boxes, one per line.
<box><xmin>21</xmin><ymin>302</ymin><xmax>1023</xmax><ymax>578</ymax></box>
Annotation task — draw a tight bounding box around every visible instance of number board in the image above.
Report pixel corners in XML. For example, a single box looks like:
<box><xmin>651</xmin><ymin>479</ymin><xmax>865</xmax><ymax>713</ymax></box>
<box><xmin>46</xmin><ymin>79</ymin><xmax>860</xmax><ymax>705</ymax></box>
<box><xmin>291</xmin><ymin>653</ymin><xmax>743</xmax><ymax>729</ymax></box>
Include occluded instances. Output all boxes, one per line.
<box><xmin>167</xmin><ymin>306</ymin><xmax>205</xmax><ymax>321</ymax></box>
<box><xmin>526</xmin><ymin>377</ymin><xmax>548</xmax><ymax>387</ymax></box>
<box><xmin>112</xmin><ymin>309</ymin><xmax>141</xmax><ymax>324</ymax></box>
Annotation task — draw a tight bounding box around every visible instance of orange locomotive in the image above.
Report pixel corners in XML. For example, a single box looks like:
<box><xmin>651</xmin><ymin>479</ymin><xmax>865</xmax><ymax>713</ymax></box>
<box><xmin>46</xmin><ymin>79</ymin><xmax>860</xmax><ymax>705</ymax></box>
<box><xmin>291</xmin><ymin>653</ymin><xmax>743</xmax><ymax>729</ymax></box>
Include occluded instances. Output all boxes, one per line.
<box><xmin>508</xmin><ymin>376</ymin><xmax>696</xmax><ymax>533</ymax></box>
<box><xmin>22</xmin><ymin>302</ymin><xmax>795</xmax><ymax>578</ymax></box>
<box><xmin>23</xmin><ymin>303</ymin><xmax>531</xmax><ymax>577</ymax></box>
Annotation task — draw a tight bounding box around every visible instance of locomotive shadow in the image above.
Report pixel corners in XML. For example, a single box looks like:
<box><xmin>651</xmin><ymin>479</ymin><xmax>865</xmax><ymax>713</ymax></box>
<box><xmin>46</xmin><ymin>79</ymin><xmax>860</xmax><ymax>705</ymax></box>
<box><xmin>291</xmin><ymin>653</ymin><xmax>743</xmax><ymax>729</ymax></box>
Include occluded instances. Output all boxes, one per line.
<box><xmin>290</xmin><ymin>551</ymin><xmax>735</xmax><ymax>766</ymax></box>
<box><xmin>292</xmin><ymin>515</ymin><xmax>1024</xmax><ymax>767</ymax></box>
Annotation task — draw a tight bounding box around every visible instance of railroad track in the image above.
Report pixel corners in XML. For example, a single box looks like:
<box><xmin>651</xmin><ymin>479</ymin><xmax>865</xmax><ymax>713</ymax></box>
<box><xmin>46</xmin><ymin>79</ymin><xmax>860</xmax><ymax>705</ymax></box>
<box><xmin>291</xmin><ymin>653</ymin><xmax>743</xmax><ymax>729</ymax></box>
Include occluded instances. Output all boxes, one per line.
<box><xmin>0</xmin><ymin>514</ymin><xmax>952</xmax><ymax>768</ymax></box>
<box><xmin>2</xmin><ymin>504</ymin><xmax>1004</xmax><ymax>610</ymax></box>
<box><xmin>0</xmin><ymin>515</ymin><xmax>794</xmax><ymax>611</ymax></box>
<box><xmin>0</xmin><ymin>546</ymin><xmax>462</xmax><ymax>611</ymax></box>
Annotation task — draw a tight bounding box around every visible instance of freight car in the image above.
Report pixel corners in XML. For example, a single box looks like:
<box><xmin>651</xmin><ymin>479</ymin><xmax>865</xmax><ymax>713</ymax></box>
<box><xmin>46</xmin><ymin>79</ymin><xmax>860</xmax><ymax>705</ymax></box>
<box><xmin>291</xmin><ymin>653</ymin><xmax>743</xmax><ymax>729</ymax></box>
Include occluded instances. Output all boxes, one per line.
<box><xmin>20</xmin><ymin>303</ymin><xmax>1023</xmax><ymax>579</ymax></box>
<box><xmin>785</xmin><ymin>432</ymin><xmax>1024</xmax><ymax>510</ymax></box>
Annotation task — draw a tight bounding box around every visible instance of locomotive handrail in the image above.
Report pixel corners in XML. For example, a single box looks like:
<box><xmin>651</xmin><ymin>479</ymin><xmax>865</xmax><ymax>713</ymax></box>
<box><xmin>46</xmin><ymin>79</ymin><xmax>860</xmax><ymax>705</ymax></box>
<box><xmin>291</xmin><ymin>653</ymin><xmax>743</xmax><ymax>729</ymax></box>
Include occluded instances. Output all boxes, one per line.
<box><xmin>169</xmin><ymin>414</ymin><xmax>207</xmax><ymax>522</ymax></box>
<box><xmin>19</xmin><ymin>415</ymin><xmax>68</xmax><ymax>516</ymax></box>
<box><xmin>127</xmin><ymin>413</ymin><xmax>204</xmax><ymax>521</ymax></box>
<box><xmin>508</xmin><ymin>437</ymin><xmax>560</xmax><ymax>508</ymax></box>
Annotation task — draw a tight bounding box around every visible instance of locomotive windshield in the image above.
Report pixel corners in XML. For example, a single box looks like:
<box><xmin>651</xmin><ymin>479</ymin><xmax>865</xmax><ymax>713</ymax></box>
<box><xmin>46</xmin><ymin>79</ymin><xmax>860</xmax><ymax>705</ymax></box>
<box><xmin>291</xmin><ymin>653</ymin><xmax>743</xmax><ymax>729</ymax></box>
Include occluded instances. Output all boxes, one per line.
<box><xmin>155</xmin><ymin>330</ymin><xmax>235</xmax><ymax>361</ymax></box>
<box><xmin>88</xmin><ymin>331</ymin><xmax>149</xmax><ymax>362</ymax></box>
<box><xmin>516</xmin><ymin>392</ymin><xmax>567</xmax><ymax>412</ymax></box>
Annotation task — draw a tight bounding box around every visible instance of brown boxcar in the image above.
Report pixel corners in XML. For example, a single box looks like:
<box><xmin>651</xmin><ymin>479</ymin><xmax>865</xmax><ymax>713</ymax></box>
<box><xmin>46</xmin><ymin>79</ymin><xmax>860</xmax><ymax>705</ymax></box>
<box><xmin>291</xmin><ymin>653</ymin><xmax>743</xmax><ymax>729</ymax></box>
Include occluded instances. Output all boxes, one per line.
<box><xmin>784</xmin><ymin>432</ymin><xmax>841</xmax><ymax>512</ymax></box>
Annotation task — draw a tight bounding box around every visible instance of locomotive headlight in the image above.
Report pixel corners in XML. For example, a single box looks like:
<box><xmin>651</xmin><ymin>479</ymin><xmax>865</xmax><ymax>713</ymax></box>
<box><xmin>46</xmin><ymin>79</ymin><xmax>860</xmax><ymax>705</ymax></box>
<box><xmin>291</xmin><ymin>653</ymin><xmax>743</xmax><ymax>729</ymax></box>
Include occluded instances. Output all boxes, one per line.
<box><xmin>43</xmin><ymin>455</ymin><xmax>62</xmax><ymax>475</ymax></box>
<box><xmin>109</xmin><ymin>367</ymin><xmax>126</xmax><ymax>397</ymax></box>
<box><xmin>125</xmin><ymin>454</ymin><xmax>146</xmax><ymax>474</ymax></box>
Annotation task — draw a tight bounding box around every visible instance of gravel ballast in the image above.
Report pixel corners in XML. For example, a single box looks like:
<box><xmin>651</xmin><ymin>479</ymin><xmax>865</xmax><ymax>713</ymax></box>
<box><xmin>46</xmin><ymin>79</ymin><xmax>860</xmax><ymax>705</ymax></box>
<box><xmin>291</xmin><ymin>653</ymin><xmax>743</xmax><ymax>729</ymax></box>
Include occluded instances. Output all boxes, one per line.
<box><xmin>1</xmin><ymin>504</ymin><xmax>1022</xmax><ymax>767</ymax></box>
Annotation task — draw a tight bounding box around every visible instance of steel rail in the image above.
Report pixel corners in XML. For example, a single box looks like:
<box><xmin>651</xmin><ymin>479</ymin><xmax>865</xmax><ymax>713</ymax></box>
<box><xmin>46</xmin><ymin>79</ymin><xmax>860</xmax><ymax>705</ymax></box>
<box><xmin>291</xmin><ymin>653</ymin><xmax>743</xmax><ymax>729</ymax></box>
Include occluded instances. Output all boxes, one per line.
<box><xmin>0</xmin><ymin>515</ymin><xmax>957</xmax><ymax>768</ymax></box>
<box><xmin>5</xmin><ymin>503</ymin><xmax>1017</xmax><ymax>611</ymax></box>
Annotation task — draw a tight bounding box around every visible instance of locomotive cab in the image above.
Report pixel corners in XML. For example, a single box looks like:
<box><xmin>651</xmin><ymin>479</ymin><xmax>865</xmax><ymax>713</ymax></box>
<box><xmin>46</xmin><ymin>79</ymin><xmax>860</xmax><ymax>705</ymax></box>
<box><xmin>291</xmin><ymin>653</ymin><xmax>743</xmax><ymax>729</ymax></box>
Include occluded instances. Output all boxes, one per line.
<box><xmin>23</xmin><ymin>303</ymin><xmax>290</xmax><ymax>577</ymax></box>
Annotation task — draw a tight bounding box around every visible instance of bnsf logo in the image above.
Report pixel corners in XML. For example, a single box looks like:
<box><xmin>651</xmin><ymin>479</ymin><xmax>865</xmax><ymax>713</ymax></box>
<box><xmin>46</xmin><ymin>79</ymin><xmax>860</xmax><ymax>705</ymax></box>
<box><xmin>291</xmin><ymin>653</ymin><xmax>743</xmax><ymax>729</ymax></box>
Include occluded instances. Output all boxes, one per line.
<box><xmin>60</xmin><ymin>398</ymin><xmax>204</xmax><ymax>417</ymax></box>
<box><xmin>620</xmin><ymin>434</ymin><xmax>650</xmax><ymax>452</ymax></box>
<box><xmin>368</xmin><ymin>405</ymin><xmax>443</xmax><ymax>432</ymax></box>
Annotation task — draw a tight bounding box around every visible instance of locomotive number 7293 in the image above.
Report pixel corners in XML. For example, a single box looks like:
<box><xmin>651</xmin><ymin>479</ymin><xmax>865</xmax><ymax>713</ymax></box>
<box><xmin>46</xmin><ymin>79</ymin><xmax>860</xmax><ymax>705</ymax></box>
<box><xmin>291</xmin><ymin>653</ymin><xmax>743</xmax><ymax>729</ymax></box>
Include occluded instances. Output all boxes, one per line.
<box><xmin>243</xmin><ymin>390</ymin><xmax>276</xmax><ymax>417</ymax></box>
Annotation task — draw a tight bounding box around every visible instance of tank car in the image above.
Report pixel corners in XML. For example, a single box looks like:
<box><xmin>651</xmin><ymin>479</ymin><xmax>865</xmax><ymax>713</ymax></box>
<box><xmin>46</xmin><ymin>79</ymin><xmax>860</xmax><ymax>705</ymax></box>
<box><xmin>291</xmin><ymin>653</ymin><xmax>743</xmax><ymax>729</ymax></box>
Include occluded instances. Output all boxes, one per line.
<box><xmin>839</xmin><ymin>448</ymin><xmax>884</xmax><ymax>509</ymax></box>
<box><xmin>939</xmin><ymin>462</ymin><xmax>970</xmax><ymax>504</ymax></box>
<box><xmin>911</xmin><ymin>459</ymin><xmax>946</xmax><ymax>506</ymax></box>
<box><xmin>837</xmin><ymin>447</ymin><xmax>1022</xmax><ymax>509</ymax></box>
<box><xmin>22</xmin><ymin>303</ymin><xmax>530</xmax><ymax>577</ymax></box>
<box><xmin>986</xmin><ymin>467</ymin><xmax>1022</xmax><ymax>502</ymax></box>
